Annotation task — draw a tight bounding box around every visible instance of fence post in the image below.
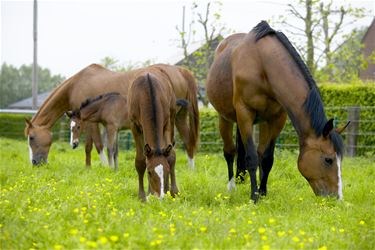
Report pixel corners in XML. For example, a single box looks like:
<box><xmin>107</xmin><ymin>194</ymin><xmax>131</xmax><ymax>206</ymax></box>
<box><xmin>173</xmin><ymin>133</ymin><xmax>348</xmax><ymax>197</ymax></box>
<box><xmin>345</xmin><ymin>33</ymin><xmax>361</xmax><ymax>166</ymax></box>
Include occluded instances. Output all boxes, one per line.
<box><xmin>346</xmin><ymin>106</ymin><xmax>360</xmax><ymax>157</ymax></box>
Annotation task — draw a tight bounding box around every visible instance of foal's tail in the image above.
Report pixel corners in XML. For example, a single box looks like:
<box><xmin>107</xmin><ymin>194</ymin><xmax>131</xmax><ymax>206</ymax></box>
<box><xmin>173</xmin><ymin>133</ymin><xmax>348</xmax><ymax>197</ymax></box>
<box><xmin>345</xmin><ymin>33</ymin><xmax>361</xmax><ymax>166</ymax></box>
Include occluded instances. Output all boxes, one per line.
<box><xmin>179</xmin><ymin>68</ymin><xmax>200</xmax><ymax>155</ymax></box>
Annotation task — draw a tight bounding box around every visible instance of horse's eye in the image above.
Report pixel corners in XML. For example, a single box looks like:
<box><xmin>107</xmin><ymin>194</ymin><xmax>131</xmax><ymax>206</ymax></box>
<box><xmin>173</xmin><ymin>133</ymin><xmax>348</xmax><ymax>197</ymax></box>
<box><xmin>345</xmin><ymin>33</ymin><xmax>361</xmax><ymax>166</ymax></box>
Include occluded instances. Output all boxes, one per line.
<box><xmin>29</xmin><ymin>136</ymin><xmax>34</xmax><ymax>141</ymax></box>
<box><xmin>77</xmin><ymin>126</ymin><xmax>80</xmax><ymax>129</ymax></box>
<box><xmin>324</xmin><ymin>157</ymin><xmax>333</xmax><ymax>166</ymax></box>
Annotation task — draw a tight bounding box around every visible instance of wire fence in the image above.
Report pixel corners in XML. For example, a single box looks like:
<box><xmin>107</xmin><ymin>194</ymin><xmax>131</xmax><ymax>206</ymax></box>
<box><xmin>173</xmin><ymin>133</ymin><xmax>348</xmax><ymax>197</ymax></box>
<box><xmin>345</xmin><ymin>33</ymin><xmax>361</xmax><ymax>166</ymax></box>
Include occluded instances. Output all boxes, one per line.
<box><xmin>1</xmin><ymin>106</ymin><xmax>374</xmax><ymax>157</ymax></box>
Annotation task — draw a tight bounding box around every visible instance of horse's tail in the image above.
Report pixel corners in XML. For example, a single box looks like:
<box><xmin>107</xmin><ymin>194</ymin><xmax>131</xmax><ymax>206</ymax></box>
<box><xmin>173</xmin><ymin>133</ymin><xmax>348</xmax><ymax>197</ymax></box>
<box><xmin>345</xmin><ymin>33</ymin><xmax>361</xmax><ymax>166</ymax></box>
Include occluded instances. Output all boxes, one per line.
<box><xmin>179</xmin><ymin>68</ymin><xmax>200</xmax><ymax>155</ymax></box>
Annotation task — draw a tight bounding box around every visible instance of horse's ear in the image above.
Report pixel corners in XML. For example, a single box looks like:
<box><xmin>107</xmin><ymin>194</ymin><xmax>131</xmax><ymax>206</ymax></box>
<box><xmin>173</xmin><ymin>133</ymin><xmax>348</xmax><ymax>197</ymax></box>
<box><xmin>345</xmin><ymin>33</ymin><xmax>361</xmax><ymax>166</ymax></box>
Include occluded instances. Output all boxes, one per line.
<box><xmin>66</xmin><ymin>111</ymin><xmax>73</xmax><ymax>118</ymax></box>
<box><xmin>323</xmin><ymin>118</ymin><xmax>334</xmax><ymax>138</ymax></box>
<box><xmin>336</xmin><ymin>121</ymin><xmax>350</xmax><ymax>134</ymax></box>
<box><xmin>25</xmin><ymin>118</ymin><xmax>33</xmax><ymax>128</ymax></box>
<box><xmin>163</xmin><ymin>144</ymin><xmax>173</xmax><ymax>157</ymax></box>
<box><xmin>144</xmin><ymin>144</ymin><xmax>152</xmax><ymax>157</ymax></box>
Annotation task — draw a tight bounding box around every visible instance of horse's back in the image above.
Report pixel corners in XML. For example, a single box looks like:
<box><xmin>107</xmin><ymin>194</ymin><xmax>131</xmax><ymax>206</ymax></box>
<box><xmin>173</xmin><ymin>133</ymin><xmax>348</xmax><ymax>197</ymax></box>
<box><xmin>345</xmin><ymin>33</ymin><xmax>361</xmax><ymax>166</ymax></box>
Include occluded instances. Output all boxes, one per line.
<box><xmin>68</xmin><ymin>64</ymin><xmax>132</xmax><ymax>109</ymax></box>
<box><xmin>206</xmin><ymin>33</ymin><xmax>246</xmax><ymax>122</ymax></box>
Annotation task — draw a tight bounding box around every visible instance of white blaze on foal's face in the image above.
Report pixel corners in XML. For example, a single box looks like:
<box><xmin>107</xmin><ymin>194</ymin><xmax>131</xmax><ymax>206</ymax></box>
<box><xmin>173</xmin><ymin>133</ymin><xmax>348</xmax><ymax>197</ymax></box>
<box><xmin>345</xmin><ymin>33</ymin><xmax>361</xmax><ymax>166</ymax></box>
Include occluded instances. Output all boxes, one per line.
<box><xmin>154</xmin><ymin>164</ymin><xmax>165</xmax><ymax>199</ymax></box>
<box><xmin>70</xmin><ymin>120</ymin><xmax>76</xmax><ymax>146</ymax></box>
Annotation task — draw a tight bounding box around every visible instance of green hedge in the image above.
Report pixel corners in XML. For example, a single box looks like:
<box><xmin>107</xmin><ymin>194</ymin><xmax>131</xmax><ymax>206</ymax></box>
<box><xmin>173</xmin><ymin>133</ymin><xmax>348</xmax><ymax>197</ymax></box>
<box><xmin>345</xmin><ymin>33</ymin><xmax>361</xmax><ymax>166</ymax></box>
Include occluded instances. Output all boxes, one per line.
<box><xmin>1</xmin><ymin>83</ymin><xmax>374</xmax><ymax>156</ymax></box>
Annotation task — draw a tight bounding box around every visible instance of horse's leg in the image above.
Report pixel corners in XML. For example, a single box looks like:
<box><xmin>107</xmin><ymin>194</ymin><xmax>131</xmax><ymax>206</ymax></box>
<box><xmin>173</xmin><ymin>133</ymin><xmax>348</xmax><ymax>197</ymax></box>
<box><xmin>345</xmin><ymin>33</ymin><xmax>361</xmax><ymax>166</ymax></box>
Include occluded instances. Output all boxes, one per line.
<box><xmin>90</xmin><ymin>123</ymin><xmax>107</xmax><ymax>165</ymax></box>
<box><xmin>84</xmin><ymin>131</ymin><xmax>93</xmax><ymax>167</ymax></box>
<box><xmin>168</xmin><ymin>149</ymin><xmax>178</xmax><ymax>196</ymax></box>
<box><xmin>219</xmin><ymin>116</ymin><xmax>236</xmax><ymax>191</ymax></box>
<box><xmin>175</xmin><ymin>109</ymin><xmax>195</xmax><ymax>168</ymax></box>
<box><xmin>114</xmin><ymin>132</ymin><xmax>119</xmax><ymax>171</ymax></box>
<box><xmin>236</xmin><ymin>107</ymin><xmax>258</xmax><ymax>202</ymax></box>
<box><xmin>106</xmin><ymin>125</ymin><xmax>117</xmax><ymax>169</ymax></box>
<box><xmin>236</xmin><ymin>126</ymin><xmax>247</xmax><ymax>183</ymax></box>
<box><xmin>258</xmin><ymin>113</ymin><xmax>287</xmax><ymax>196</ymax></box>
<box><xmin>132</xmin><ymin>131</ymin><xmax>146</xmax><ymax>201</ymax></box>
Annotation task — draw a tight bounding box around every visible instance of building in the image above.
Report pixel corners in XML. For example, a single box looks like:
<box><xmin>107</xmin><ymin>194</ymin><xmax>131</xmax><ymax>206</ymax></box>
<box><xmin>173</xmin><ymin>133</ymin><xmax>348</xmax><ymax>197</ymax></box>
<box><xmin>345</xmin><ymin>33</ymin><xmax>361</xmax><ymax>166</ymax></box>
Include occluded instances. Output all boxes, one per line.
<box><xmin>359</xmin><ymin>17</ymin><xmax>375</xmax><ymax>81</ymax></box>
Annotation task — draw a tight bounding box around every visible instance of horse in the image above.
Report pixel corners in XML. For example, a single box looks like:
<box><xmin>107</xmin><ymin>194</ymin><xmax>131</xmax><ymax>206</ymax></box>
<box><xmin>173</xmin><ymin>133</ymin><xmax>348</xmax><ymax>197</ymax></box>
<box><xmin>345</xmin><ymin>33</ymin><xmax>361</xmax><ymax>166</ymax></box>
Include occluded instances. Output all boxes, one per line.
<box><xmin>24</xmin><ymin>64</ymin><xmax>199</xmax><ymax>168</ymax></box>
<box><xmin>206</xmin><ymin>21</ymin><xmax>349</xmax><ymax>202</ymax></box>
<box><xmin>128</xmin><ymin>72</ymin><xmax>178</xmax><ymax>201</ymax></box>
<box><xmin>66</xmin><ymin>92</ymin><xmax>130</xmax><ymax>170</ymax></box>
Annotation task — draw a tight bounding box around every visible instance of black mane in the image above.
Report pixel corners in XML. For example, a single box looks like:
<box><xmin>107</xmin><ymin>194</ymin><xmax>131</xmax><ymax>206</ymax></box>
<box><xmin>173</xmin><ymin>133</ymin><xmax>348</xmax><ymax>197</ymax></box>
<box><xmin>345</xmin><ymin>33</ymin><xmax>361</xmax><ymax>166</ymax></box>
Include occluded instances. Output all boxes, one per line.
<box><xmin>146</xmin><ymin>74</ymin><xmax>162</xmax><ymax>155</ymax></box>
<box><xmin>252</xmin><ymin>21</ymin><xmax>344</xmax><ymax>156</ymax></box>
<box><xmin>79</xmin><ymin>92</ymin><xmax>120</xmax><ymax>110</ymax></box>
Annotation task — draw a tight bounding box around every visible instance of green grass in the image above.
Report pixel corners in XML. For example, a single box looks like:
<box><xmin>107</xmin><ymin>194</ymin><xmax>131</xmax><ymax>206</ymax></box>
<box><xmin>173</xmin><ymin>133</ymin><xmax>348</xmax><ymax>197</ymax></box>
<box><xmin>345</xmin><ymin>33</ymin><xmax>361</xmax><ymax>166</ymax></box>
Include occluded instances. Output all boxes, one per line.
<box><xmin>1</xmin><ymin>138</ymin><xmax>374</xmax><ymax>250</ymax></box>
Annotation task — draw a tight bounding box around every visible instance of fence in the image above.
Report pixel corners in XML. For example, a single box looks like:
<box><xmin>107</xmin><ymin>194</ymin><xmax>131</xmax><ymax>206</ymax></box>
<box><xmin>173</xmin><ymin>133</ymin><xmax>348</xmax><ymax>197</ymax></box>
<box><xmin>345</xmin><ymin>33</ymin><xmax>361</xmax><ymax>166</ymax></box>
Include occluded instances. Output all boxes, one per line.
<box><xmin>1</xmin><ymin>106</ymin><xmax>374</xmax><ymax>157</ymax></box>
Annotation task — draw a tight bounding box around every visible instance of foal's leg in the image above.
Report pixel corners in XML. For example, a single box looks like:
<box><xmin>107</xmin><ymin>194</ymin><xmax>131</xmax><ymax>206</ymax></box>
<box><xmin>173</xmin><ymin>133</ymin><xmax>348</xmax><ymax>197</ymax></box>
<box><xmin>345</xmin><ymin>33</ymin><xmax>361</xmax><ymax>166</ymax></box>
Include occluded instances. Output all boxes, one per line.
<box><xmin>219</xmin><ymin>116</ymin><xmax>237</xmax><ymax>191</ymax></box>
<box><xmin>84</xmin><ymin>132</ymin><xmax>93</xmax><ymax>167</ymax></box>
<box><xmin>132</xmin><ymin>131</ymin><xmax>146</xmax><ymax>201</ymax></box>
<box><xmin>90</xmin><ymin>123</ymin><xmax>107</xmax><ymax>165</ymax></box>
<box><xmin>235</xmin><ymin>108</ymin><xmax>259</xmax><ymax>202</ymax></box>
<box><xmin>106</xmin><ymin>125</ymin><xmax>117</xmax><ymax>169</ymax></box>
<box><xmin>258</xmin><ymin>113</ymin><xmax>287</xmax><ymax>196</ymax></box>
<box><xmin>175</xmin><ymin>109</ymin><xmax>195</xmax><ymax>168</ymax></box>
<box><xmin>114</xmin><ymin>132</ymin><xmax>119</xmax><ymax>171</ymax></box>
<box><xmin>168</xmin><ymin>149</ymin><xmax>178</xmax><ymax>196</ymax></box>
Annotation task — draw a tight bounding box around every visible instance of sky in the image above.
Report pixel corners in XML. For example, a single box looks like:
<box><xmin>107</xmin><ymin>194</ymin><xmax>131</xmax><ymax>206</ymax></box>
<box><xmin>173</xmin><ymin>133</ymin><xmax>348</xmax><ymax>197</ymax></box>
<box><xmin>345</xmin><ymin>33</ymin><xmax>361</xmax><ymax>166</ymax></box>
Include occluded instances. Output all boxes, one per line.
<box><xmin>1</xmin><ymin>0</ymin><xmax>374</xmax><ymax>77</ymax></box>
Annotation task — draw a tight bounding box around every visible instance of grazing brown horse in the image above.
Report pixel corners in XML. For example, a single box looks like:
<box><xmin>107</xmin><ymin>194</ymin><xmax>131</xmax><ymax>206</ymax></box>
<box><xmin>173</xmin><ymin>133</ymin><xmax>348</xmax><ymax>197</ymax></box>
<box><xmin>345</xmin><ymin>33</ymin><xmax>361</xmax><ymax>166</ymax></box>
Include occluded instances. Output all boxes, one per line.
<box><xmin>24</xmin><ymin>64</ymin><xmax>199</xmax><ymax>167</ymax></box>
<box><xmin>66</xmin><ymin>92</ymin><xmax>130</xmax><ymax>170</ymax></box>
<box><xmin>128</xmin><ymin>72</ymin><xmax>178</xmax><ymax>201</ymax></box>
<box><xmin>206</xmin><ymin>21</ymin><xmax>349</xmax><ymax>202</ymax></box>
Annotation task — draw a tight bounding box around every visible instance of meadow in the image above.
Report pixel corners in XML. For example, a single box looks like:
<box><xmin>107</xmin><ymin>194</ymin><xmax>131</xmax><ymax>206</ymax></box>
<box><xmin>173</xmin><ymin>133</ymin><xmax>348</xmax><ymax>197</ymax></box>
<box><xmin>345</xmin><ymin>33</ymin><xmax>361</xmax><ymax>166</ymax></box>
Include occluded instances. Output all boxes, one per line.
<box><xmin>0</xmin><ymin>138</ymin><xmax>374</xmax><ymax>249</ymax></box>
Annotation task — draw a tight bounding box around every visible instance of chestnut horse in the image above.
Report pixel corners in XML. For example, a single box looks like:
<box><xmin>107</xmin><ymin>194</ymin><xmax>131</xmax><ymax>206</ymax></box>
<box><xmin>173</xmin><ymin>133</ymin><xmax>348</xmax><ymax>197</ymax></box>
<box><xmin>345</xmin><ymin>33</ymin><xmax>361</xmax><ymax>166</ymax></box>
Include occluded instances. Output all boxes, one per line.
<box><xmin>128</xmin><ymin>72</ymin><xmax>178</xmax><ymax>201</ymax></box>
<box><xmin>66</xmin><ymin>92</ymin><xmax>130</xmax><ymax>170</ymax></box>
<box><xmin>206</xmin><ymin>21</ymin><xmax>349</xmax><ymax>202</ymax></box>
<box><xmin>25</xmin><ymin>64</ymin><xmax>199</xmax><ymax>167</ymax></box>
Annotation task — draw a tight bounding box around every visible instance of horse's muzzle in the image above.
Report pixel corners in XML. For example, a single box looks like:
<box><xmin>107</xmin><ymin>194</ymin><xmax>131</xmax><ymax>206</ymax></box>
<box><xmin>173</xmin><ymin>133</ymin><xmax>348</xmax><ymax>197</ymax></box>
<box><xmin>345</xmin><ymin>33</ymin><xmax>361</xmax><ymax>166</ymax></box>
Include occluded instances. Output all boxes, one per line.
<box><xmin>72</xmin><ymin>142</ymin><xmax>79</xmax><ymax>149</ymax></box>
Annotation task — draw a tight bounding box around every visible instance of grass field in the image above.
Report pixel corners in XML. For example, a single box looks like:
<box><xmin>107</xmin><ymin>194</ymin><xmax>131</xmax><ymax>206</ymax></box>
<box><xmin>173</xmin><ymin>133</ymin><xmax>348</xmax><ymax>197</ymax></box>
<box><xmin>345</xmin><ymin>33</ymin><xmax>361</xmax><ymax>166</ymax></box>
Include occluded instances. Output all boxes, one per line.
<box><xmin>0</xmin><ymin>138</ymin><xmax>374</xmax><ymax>249</ymax></box>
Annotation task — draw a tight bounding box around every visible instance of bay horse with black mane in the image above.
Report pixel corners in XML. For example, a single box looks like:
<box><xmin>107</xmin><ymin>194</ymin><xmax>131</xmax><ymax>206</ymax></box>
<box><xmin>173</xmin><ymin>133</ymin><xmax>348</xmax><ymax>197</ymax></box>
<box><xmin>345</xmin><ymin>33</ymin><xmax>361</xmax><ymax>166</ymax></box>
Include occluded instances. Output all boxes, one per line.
<box><xmin>128</xmin><ymin>72</ymin><xmax>177</xmax><ymax>201</ymax></box>
<box><xmin>206</xmin><ymin>21</ymin><xmax>349</xmax><ymax>202</ymax></box>
<box><xmin>66</xmin><ymin>92</ymin><xmax>130</xmax><ymax>170</ymax></box>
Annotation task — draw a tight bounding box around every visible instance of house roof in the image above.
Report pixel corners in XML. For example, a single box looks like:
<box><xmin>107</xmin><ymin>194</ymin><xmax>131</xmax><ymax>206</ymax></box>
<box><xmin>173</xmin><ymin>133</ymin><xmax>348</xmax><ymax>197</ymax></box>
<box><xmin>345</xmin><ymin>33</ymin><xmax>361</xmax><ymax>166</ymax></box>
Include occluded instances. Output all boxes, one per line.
<box><xmin>7</xmin><ymin>91</ymin><xmax>51</xmax><ymax>109</ymax></box>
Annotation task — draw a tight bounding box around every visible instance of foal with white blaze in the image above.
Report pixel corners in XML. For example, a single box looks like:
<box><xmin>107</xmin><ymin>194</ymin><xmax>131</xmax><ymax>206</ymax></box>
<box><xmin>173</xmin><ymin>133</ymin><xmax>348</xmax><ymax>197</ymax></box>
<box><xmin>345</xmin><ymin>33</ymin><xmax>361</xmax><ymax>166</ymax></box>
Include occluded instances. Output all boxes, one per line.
<box><xmin>128</xmin><ymin>71</ymin><xmax>178</xmax><ymax>201</ymax></box>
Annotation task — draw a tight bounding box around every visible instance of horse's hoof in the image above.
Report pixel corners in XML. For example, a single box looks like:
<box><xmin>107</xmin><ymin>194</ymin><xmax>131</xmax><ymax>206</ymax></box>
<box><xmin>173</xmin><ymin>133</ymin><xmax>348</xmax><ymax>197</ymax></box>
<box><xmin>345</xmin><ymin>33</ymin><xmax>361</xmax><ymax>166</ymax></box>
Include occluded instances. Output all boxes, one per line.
<box><xmin>259</xmin><ymin>188</ymin><xmax>267</xmax><ymax>196</ymax></box>
<box><xmin>251</xmin><ymin>192</ymin><xmax>260</xmax><ymax>203</ymax></box>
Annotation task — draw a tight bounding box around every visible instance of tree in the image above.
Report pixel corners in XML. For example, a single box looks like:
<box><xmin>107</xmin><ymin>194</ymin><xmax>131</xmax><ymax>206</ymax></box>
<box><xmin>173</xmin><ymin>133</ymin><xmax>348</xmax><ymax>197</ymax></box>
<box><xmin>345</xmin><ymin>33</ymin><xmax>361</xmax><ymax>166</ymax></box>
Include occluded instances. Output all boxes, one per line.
<box><xmin>316</xmin><ymin>28</ymin><xmax>375</xmax><ymax>82</ymax></box>
<box><xmin>276</xmin><ymin>0</ymin><xmax>367</xmax><ymax>80</ymax></box>
<box><xmin>176</xmin><ymin>1</ymin><xmax>227</xmax><ymax>106</ymax></box>
<box><xmin>100</xmin><ymin>56</ymin><xmax>153</xmax><ymax>72</ymax></box>
<box><xmin>0</xmin><ymin>63</ymin><xmax>65</xmax><ymax>108</ymax></box>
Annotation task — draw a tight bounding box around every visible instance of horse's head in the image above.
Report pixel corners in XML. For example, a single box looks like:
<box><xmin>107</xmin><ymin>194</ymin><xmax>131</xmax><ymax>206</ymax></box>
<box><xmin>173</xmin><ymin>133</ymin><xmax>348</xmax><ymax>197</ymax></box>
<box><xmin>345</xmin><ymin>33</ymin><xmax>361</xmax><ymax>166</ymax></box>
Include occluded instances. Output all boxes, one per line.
<box><xmin>144</xmin><ymin>143</ymin><xmax>174</xmax><ymax>199</ymax></box>
<box><xmin>66</xmin><ymin>111</ymin><xmax>82</xmax><ymax>149</ymax></box>
<box><xmin>25</xmin><ymin>118</ymin><xmax>52</xmax><ymax>166</ymax></box>
<box><xmin>298</xmin><ymin>119</ymin><xmax>350</xmax><ymax>199</ymax></box>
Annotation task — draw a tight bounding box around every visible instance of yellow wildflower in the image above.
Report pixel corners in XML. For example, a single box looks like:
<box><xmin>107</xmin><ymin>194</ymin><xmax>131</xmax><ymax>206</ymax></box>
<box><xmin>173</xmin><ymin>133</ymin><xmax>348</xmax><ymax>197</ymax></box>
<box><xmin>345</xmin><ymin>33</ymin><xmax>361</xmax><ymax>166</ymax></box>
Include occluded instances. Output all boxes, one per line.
<box><xmin>200</xmin><ymin>226</ymin><xmax>207</xmax><ymax>233</ymax></box>
<box><xmin>53</xmin><ymin>245</ymin><xmax>63</xmax><ymax>250</ymax></box>
<box><xmin>69</xmin><ymin>229</ymin><xmax>78</xmax><ymax>235</ymax></box>
<box><xmin>292</xmin><ymin>236</ymin><xmax>300</xmax><ymax>242</ymax></box>
<box><xmin>258</xmin><ymin>227</ymin><xmax>266</xmax><ymax>234</ymax></box>
<box><xmin>110</xmin><ymin>235</ymin><xmax>119</xmax><ymax>242</ymax></box>
<box><xmin>277</xmin><ymin>231</ymin><xmax>285</xmax><ymax>237</ymax></box>
<box><xmin>99</xmin><ymin>236</ymin><xmax>108</xmax><ymax>244</ymax></box>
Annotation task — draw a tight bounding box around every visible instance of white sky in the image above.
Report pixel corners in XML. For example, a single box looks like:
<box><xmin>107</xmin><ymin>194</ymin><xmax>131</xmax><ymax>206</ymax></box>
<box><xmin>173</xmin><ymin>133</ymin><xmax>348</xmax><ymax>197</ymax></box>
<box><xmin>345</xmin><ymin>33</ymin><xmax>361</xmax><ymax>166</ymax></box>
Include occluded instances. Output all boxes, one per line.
<box><xmin>1</xmin><ymin>0</ymin><xmax>374</xmax><ymax>77</ymax></box>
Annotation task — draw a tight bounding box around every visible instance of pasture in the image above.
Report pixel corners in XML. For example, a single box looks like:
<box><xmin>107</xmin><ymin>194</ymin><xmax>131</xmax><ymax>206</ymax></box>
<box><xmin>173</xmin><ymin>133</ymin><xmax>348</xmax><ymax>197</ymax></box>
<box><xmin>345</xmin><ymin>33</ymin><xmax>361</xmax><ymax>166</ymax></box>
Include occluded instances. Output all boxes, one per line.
<box><xmin>1</xmin><ymin>138</ymin><xmax>374</xmax><ymax>249</ymax></box>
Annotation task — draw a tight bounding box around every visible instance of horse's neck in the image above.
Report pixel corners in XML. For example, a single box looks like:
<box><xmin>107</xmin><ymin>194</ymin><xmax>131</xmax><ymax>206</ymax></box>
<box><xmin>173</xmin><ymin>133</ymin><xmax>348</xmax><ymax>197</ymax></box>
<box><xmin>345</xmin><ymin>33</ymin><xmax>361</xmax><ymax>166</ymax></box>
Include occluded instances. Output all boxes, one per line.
<box><xmin>32</xmin><ymin>85</ymin><xmax>70</xmax><ymax>128</ymax></box>
<box><xmin>271</xmin><ymin>77</ymin><xmax>316</xmax><ymax>140</ymax></box>
<box><xmin>81</xmin><ymin>103</ymin><xmax>103</xmax><ymax>123</ymax></box>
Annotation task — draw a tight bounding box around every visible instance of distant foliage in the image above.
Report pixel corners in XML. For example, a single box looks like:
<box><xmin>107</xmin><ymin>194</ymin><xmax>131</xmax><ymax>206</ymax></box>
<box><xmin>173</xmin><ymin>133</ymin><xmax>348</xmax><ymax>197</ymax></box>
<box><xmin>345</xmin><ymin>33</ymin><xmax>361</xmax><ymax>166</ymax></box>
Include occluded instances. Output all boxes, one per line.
<box><xmin>100</xmin><ymin>56</ymin><xmax>153</xmax><ymax>72</ymax></box>
<box><xmin>0</xmin><ymin>63</ymin><xmax>65</xmax><ymax>108</ymax></box>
